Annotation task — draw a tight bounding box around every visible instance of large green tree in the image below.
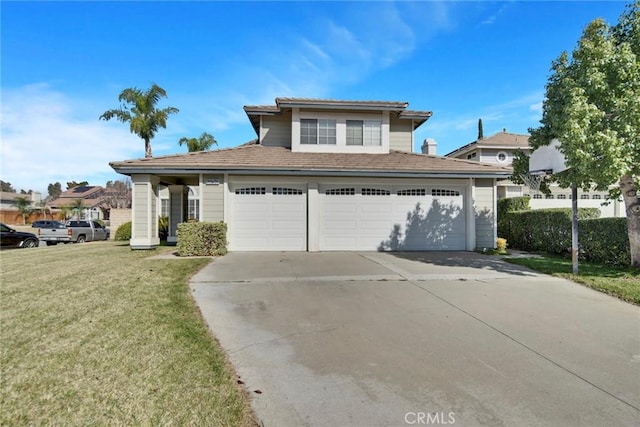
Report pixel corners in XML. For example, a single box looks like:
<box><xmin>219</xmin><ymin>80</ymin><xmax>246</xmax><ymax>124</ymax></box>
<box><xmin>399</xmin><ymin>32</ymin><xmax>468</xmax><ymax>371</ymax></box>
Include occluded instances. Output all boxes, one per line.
<box><xmin>0</xmin><ymin>180</ymin><xmax>16</xmax><ymax>192</ymax></box>
<box><xmin>47</xmin><ymin>182</ymin><xmax>62</xmax><ymax>201</ymax></box>
<box><xmin>523</xmin><ymin>2</ymin><xmax>640</xmax><ymax>266</ymax></box>
<box><xmin>178</xmin><ymin>132</ymin><xmax>217</xmax><ymax>152</ymax></box>
<box><xmin>100</xmin><ymin>83</ymin><xmax>179</xmax><ymax>158</ymax></box>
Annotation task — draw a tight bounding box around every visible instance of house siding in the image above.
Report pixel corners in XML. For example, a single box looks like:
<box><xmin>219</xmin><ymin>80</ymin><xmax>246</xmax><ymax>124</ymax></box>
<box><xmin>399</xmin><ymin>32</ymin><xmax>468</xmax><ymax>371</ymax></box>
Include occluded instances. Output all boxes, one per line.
<box><xmin>474</xmin><ymin>178</ymin><xmax>496</xmax><ymax>249</ymax></box>
<box><xmin>389</xmin><ymin>117</ymin><xmax>413</xmax><ymax>152</ymax></box>
<box><xmin>201</xmin><ymin>174</ymin><xmax>224</xmax><ymax>222</ymax></box>
<box><xmin>261</xmin><ymin>111</ymin><xmax>292</xmax><ymax>147</ymax></box>
<box><xmin>133</xmin><ymin>182</ymin><xmax>148</xmax><ymax>238</ymax></box>
<box><xmin>479</xmin><ymin>148</ymin><xmax>512</xmax><ymax>165</ymax></box>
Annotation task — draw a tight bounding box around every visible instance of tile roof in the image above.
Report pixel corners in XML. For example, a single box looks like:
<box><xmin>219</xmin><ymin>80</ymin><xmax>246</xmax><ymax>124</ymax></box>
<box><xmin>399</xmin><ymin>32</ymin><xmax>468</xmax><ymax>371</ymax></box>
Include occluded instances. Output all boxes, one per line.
<box><xmin>110</xmin><ymin>142</ymin><xmax>512</xmax><ymax>178</ymax></box>
<box><xmin>445</xmin><ymin>132</ymin><xmax>530</xmax><ymax>157</ymax></box>
<box><xmin>244</xmin><ymin>97</ymin><xmax>433</xmax><ymax>136</ymax></box>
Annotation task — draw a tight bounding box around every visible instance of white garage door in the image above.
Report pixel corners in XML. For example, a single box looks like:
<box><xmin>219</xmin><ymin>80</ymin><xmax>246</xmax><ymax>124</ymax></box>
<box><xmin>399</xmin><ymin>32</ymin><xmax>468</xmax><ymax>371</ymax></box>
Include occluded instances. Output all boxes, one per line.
<box><xmin>228</xmin><ymin>184</ymin><xmax>307</xmax><ymax>251</ymax></box>
<box><xmin>319</xmin><ymin>185</ymin><xmax>465</xmax><ymax>251</ymax></box>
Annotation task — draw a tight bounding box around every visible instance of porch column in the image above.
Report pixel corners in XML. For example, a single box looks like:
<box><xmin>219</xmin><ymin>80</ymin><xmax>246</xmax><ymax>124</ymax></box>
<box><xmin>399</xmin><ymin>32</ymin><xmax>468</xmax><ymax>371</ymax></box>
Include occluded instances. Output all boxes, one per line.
<box><xmin>466</xmin><ymin>178</ymin><xmax>476</xmax><ymax>251</ymax></box>
<box><xmin>130</xmin><ymin>174</ymin><xmax>160</xmax><ymax>249</ymax></box>
<box><xmin>167</xmin><ymin>185</ymin><xmax>189</xmax><ymax>244</ymax></box>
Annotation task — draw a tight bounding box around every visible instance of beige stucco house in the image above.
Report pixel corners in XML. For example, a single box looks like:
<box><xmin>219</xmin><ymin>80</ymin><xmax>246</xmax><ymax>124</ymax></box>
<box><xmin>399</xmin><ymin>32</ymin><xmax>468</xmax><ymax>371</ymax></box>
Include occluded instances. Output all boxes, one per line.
<box><xmin>110</xmin><ymin>98</ymin><xmax>512</xmax><ymax>251</ymax></box>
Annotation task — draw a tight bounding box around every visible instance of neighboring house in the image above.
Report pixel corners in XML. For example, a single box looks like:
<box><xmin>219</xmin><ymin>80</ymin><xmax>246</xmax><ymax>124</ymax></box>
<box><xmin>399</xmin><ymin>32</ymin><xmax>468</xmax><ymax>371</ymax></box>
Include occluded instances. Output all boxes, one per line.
<box><xmin>47</xmin><ymin>185</ymin><xmax>108</xmax><ymax>220</ymax></box>
<box><xmin>445</xmin><ymin>131</ymin><xmax>626</xmax><ymax>217</ymax></box>
<box><xmin>0</xmin><ymin>191</ymin><xmax>43</xmax><ymax>224</ymax></box>
<box><xmin>110</xmin><ymin>97</ymin><xmax>512</xmax><ymax>251</ymax></box>
<box><xmin>0</xmin><ymin>191</ymin><xmax>41</xmax><ymax>210</ymax></box>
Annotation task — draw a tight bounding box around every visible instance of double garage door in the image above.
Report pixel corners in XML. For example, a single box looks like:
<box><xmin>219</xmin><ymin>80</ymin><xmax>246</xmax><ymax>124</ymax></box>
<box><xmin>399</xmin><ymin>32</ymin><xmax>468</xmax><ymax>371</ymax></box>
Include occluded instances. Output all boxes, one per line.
<box><xmin>228</xmin><ymin>182</ymin><xmax>465</xmax><ymax>251</ymax></box>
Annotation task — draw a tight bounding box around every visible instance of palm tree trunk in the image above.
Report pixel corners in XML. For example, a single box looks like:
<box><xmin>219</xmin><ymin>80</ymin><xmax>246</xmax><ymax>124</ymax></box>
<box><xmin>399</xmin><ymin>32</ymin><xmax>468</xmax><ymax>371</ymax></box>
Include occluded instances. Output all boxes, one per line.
<box><xmin>145</xmin><ymin>138</ymin><xmax>153</xmax><ymax>158</ymax></box>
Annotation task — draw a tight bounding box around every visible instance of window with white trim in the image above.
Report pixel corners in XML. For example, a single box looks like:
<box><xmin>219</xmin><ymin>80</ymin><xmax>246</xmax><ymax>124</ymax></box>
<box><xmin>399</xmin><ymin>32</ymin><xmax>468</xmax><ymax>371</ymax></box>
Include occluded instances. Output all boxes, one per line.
<box><xmin>161</xmin><ymin>199</ymin><xmax>169</xmax><ymax>217</ymax></box>
<box><xmin>545</xmin><ymin>194</ymin><xmax>554</xmax><ymax>199</ymax></box>
<box><xmin>467</xmin><ymin>152</ymin><xmax>477</xmax><ymax>159</ymax></box>
<box><xmin>345</xmin><ymin>120</ymin><xmax>382</xmax><ymax>146</ymax></box>
<box><xmin>496</xmin><ymin>151</ymin><xmax>508</xmax><ymax>163</ymax></box>
<box><xmin>581</xmin><ymin>194</ymin><xmax>590</xmax><ymax>199</ymax></box>
<box><xmin>301</xmin><ymin>119</ymin><xmax>336</xmax><ymax>145</ymax></box>
<box><xmin>273</xmin><ymin>187</ymin><xmax>303</xmax><ymax>195</ymax></box>
<box><xmin>362</xmin><ymin>188</ymin><xmax>390</xmax><ymax>196</ymax></box>
<box><xmin>188</xmin><ymin>199</ymin><xmax>200</xmax><ymax>220</ymax></box>
<box><xmin>592</xmin><ymin>194</ymin><xmax>601</xmax><ymax>200</ymax></box>
<box><xmin>557</xmin><ymin>194</ymin><xmax>567</xmax><ymax>199</ymax></box>
<box><xmin>235</xmin><ymin>187</ymin><xmax>266</xmax><ymax>195</ymax></box>
<box><xmin>432</xmin><ymin>189</ymin><xmax>460</xmax><ymax>197</ymax></box>
<box><xmin>533</xmin><ymin>194</ymin><xmax>543</xmax><ymax>199</ymax></box>
<box><xmin>325</xmin><ymin>188</ymin><xmax>355</xmax><ymax>196</ymax></box>
<box><xmin>397</xmin><ymin>189</ymin><xmax>426</xmax><ymax>196</ymax></box>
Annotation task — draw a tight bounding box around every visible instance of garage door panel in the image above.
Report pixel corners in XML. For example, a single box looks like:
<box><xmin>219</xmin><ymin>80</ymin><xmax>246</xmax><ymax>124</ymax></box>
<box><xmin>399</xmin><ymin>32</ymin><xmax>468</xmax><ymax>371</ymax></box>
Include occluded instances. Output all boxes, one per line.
<box><xmin>320</xmin><ymin>186</ymin><xmax>466</xmax><ymax>251</ymax></box>
<box><xmin>229</xmin><ymin>185</ymin><xmax>306</xmax><ymax>251</ymax></box>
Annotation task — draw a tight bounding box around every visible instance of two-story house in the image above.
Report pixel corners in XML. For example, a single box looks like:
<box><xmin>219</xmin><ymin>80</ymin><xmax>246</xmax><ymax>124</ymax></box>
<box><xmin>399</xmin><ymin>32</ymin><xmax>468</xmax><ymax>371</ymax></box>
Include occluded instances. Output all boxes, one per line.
<box><xmin>110</xmin><ymin>98</ymin><xmax>512</xmax><ymax>251</ymax></box>
<box><xmin>445</xmin><ymin>131</ymin><xmax>626</xmax><ymax>217</ymax></box>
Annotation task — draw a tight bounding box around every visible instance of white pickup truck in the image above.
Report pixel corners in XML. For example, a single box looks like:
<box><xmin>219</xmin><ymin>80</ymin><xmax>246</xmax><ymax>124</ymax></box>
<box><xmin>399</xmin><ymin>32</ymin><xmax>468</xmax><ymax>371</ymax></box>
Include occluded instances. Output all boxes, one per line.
<box><xmin>37</xmin><ymin>220</ymin><xmax>110</xmax><ymax>245</ymax></box>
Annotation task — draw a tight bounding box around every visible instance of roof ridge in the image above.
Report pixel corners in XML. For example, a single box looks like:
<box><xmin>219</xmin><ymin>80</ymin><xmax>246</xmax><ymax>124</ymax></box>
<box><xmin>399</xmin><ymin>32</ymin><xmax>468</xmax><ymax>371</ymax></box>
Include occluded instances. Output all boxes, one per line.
<box><xmin>390</xmin><ymin>150</ymin><xmax>512</xmax><ymax>171</ymax></box>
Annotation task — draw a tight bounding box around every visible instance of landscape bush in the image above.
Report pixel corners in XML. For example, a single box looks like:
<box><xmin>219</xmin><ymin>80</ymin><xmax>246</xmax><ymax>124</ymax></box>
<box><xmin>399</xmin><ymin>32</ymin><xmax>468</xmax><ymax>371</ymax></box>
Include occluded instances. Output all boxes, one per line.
<box><xmin>114</xmin><ymin>221</ymin><xmax>132</xmax><ymax>241</ymax></box>
<box><xmin>158</xmin><ymin>216</ymin><xmax>169</xmax><ymax>241</ymax></box>
<box><xmin>579</xmin><ymin>217</ymin><xmax>630</xmax><ymax>266</ymax></box>
<box><xmin>176</xmin><ymin>222</ymin><xmax>227</xmax><ymax>256</ymax></box>
<box><xmin>497</xmin><ymin>196</ymin><xmax>530</xmax><ymax>238</ymax></box>
<box><xmin>501</xmin><ymin>208</ymin><xmax>600</xmax><ymax>254</ymax></box>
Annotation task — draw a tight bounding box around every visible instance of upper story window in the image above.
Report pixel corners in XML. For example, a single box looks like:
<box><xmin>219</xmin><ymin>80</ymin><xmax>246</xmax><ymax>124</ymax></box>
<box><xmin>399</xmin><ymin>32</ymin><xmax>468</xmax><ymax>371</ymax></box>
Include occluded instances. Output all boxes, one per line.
<box><xmin>301</xmin><ymin>119</ymin><xmax>336</xmax><ymax>145</ymax></box>
<box><xmin>496</xmin><ymin>151</ymin><xmax>508</xmax><ymax>163</ymax></box>
<box><xmin>346</xmin><ymin>120</ymin><xmax>382</xmax><ymax>146</ymax></box>
<box><xmin>467</xmin><ymin>152</ymin><xmax>477</xmax><ymax>160</ymax></box>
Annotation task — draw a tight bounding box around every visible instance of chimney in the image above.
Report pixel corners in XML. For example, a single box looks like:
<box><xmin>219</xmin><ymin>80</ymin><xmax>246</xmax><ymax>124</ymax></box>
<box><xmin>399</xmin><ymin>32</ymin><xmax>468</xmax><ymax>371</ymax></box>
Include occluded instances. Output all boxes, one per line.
<box><xmin>421</xmin><ymin>138</ymin><xmax>437</xmax><ymax>155</ymax></box>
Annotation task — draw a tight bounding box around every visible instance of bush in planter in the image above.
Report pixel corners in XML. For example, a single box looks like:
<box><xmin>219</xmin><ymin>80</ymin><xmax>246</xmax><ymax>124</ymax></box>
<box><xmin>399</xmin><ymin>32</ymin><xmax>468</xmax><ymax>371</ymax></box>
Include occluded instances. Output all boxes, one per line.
<box><xmin>114</xmin><ymin>221</ymin><xmax>132</xmax><ymax>241</ymax></box>
<box><xmin>177</xmin><ymin>221</ymin><xmax>227</xmax><ymax>256</ymax></box>
<box><xmin>158</xmin><ymin>215</ymin><xmax>169</xmax><ymax>241</ymax></box>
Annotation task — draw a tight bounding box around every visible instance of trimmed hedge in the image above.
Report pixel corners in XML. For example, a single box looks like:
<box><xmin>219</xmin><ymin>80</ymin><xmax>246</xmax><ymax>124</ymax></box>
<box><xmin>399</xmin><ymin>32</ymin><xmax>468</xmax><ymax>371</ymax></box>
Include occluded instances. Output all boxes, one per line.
<box><xmin>579</xmin><ymin>218</ymin><xmax>630</xmax><ymax>266</ymax></box>
<box><xmin>176</xmin><ymin>222</ymin><xmax>227</xmax><ymax>256</ymax></box>
<box><xmin>114</xmin><ymin>221</ymin><xmax>132</xmax><ymax>241</ymax></box>
<box><xmin>497</xmin><ymin>196</ymin><xmax>531</xmax><ymax>239</ymax></box>
<box><xmin>501</xmin><ymin>208</ymin><xmax>600</xmax><ymax>254</ymax></box>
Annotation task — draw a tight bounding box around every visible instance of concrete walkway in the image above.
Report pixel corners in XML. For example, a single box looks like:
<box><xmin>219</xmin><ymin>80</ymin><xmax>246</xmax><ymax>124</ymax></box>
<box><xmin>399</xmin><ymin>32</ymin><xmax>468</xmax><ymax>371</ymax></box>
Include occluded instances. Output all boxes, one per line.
<box><xmin>191</xmin><ymin>252</ymin><xmax>640</xmax><ymax>427</ymax></box>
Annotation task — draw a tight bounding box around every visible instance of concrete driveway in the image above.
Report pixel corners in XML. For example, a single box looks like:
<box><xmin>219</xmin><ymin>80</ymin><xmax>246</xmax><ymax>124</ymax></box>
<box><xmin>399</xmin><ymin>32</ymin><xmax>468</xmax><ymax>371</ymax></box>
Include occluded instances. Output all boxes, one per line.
<box><xmin>191</xmin><ymin>252</ymin><xmax>640</xmax><ymax>426</ymax></box>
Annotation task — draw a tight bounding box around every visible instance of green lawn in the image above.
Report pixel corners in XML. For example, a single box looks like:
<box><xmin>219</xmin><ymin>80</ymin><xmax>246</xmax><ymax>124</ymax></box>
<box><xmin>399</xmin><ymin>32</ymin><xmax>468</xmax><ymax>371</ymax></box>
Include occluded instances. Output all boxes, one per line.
<box><xmin>0</xmin><ymin>242</ymin><xmax>255</xmax><ymax>426</ymax></box>
<box><xmin>505</xmin><ymin>255</ymin><xmax>640</xmax><ymax>305</ymax></box>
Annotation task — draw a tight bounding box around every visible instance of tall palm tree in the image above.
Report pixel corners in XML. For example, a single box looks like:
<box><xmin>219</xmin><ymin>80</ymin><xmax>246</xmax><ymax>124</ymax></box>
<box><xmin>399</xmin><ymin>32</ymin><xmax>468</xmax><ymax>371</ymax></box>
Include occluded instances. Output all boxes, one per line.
<box><xmin>12</xmin><ymin>196</ymin><xmax>32</xmax><ymax>225</ymax></box>
<box><xmin>100</xmin><ymin>83</ymin><xmax>179</xmax><ymax>158</ymax></box>
<box><xmin>69</xmin><ymin>199</ymin><xmax>86</xmax><ymax>220</ymax></box>
<box><xmin>178</xmin><ymin>132</ymin><xmax>217</xmax><ymax>152</ymax></box>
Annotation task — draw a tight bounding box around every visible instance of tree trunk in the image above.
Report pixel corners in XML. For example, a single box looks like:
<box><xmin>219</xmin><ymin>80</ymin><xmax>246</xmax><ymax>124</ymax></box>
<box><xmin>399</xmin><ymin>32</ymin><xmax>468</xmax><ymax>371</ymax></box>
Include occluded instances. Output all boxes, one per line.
<box><xmin>145</xmin><ymin>138</ymin><xmax>153</xmax><ymax>158</ymax></box>
<box><xmin>619</xmin><ymin>175</ymin><xmax>640</xmax><ymax>267</ymax></box>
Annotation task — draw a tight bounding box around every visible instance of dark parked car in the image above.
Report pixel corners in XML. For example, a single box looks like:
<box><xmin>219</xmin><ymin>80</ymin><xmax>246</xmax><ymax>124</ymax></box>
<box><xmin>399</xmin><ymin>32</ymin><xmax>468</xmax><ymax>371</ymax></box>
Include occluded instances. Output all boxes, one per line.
<box><xmin>0</xmin><ymin>223</ymin><xmax>39</xmax><ymax>249</ymax></box>
<box><xmin>31</xmin><ymin>220</ymin><xmax>65</xmax><ymax>229</ymax></box>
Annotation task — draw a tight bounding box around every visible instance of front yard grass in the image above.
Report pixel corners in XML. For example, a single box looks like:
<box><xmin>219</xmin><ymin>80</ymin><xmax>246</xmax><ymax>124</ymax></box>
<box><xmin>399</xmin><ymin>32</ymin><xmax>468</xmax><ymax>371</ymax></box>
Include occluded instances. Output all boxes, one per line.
<box><xmin>505</xmin><ymin>255</ymin><xmax>640</xmax><ymax>305</ymax></box>
<box><xmin>0</xmin><ymin>241</ymin><xmax>255</xmax><ymax>426</ymax></box>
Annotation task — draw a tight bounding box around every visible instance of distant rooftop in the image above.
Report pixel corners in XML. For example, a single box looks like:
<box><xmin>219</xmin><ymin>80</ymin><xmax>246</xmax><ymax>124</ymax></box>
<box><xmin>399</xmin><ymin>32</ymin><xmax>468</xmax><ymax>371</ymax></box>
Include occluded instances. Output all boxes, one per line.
<box><xmin>445</xmin><ymin>131</ymin><xmax>530</xmax><ymax>157</ymax></box>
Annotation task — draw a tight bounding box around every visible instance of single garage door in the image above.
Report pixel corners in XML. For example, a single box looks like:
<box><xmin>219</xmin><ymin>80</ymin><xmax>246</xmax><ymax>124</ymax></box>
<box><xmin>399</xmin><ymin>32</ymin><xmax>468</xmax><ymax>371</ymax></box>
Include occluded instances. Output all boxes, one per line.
<box><xmin>319</xmin><ymin>185</ymin><xmax>465</xmax><ymax>251</ymax></box>
<box><xmin>228</xmin><ymin>184</ymin><xmax>307</xmax><ymax>251</ymax></box>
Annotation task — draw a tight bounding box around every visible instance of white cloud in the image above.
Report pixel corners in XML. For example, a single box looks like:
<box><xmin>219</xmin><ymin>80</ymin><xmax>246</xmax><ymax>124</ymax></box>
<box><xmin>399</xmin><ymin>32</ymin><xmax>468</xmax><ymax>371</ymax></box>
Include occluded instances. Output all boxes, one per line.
<box><xmin>1</xmin><ymin>84</ymin><xmax>142</xmax><ymax>193</ymax></box>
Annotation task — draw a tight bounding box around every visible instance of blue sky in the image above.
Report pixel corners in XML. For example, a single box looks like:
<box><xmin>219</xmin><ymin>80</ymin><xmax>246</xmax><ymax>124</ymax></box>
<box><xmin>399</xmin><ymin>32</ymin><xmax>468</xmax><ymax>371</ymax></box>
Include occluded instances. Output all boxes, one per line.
<box><xmin>1</xmin><ymin>1</ymin><xmax>628</xmax><ymax>194</ymax></box>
